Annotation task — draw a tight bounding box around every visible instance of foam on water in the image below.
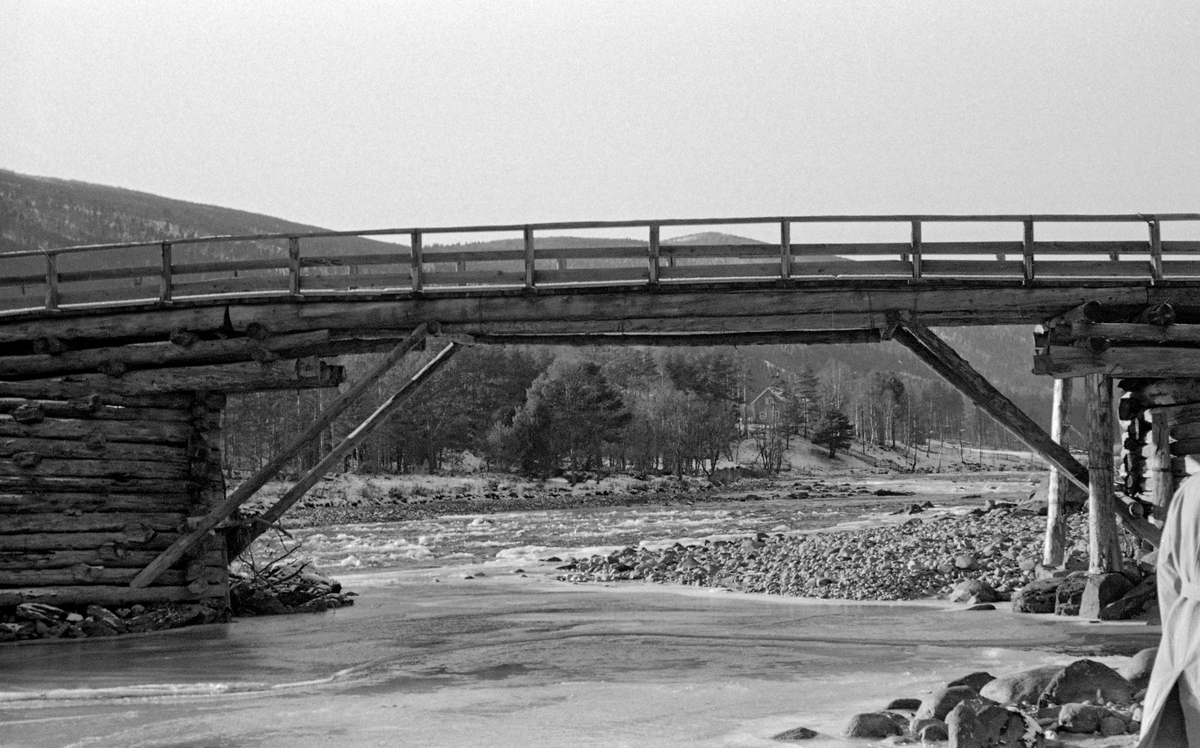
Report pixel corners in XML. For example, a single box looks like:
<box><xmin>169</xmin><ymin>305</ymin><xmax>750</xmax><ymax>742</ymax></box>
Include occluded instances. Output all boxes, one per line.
<box><xmin>245</xmin><ymin>492</ymin><xmax>992</xmax><ymax>575</ymax></box>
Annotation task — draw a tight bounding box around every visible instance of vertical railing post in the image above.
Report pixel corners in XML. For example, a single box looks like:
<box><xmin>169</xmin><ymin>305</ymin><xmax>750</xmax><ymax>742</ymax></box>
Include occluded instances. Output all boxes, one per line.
<box><xmin>910</xmin><ymin>221</ymin><xmax>922</xmax><ymax>280</ymax></box>
<box><xmin>780</xmin><ymin>221</ymin><xmax>792</xmax><ymax>280</ymax></box>
<box><xmin>648</xmin><ymin>225</ymin><xmax>660</xmax><ymax>285</ymax></box>
<box><xmin>288</xmin><ymin>237</ymin><xmax>301</xmax><ymax>296</ymax></box>
<box><xmin>1023</xmin><ymin>220</ymin><xmax>1035</xmax><ymax>284</ymax></box>
<box><xmin>1149</xmin><ymin>219</ymin><xmax>1163</xmax><ymax>283</ymax></box>
<box><xmin>44</xmin><ymin>253</ymin><xmax>59</xmax><ymax>310</ymax></box>
<box><xmin>410</xmin><ymin>231</ymin><xmax>423</xmax><ymax>292</ymax></box>
<box><xmin>524</xmin><ymin>226</ymin><xmax>536</xmax><ymax>289</ymax></box>
<box><xmin>160</xmin><ymin>241</ymin><xmax>173</xmax><ymax>303</ymax></box>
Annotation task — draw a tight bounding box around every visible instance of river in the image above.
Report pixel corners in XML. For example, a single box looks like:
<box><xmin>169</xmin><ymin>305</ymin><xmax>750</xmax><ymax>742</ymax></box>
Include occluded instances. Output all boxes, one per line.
<box><xmin>0</xmin><ymin>473</ymin><xmax>1158</xmax><ymax>747</ymax></box>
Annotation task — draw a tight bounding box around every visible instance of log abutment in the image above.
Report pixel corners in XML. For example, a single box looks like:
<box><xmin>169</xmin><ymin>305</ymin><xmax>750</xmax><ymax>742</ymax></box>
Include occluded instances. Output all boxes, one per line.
<box><xmin>0</xmin><ymin>388</ymin><xmax>231</xmax><ymax>636</ymax></box>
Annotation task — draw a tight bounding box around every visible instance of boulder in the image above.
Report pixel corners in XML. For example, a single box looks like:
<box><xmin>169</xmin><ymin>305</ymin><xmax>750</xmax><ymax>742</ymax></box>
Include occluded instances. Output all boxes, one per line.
<box><xmin>948</xmin><ymin>700</ymin><xmax>1042</xmax><ymax>748</ymax></box>
<box><xmin>79</xmin><ymin>618</ymin><xmax>120</xmax><ymax>637</ymax></box>
<box><xmin>915</xmin><ymin>720</ymin><xmax>949</xmax><ymax>742</ymax></box>
<box><xmin>1012</xmin><ymin>579</ymin><xmax>1063</xmax><ymax>614</ymax></box>
<box><xmin>980</xmin><ymin>665</ymin><xmax>1064</xmax><ymax>706</ymax></box>
<box><xmin>1053</xmin><ymin>575</ymin><xmax>1087</xmax><ymax>617</ymax></box>
<box><xmin>844</xmin><ymin>712</ymin><xmax>905</xmax><ymax>738</ymax></box>
<box><xmin>976</xmin><ymin>704</ymin><xmax>1037</xmax><ymax>746</ymax></box>
<box><xmin>771</xmin><ymin>726</ymin><xmax>818</xmax><ymax>741</ymax></box>
<box><xmin>1099</xmin><ymin>715</ymin><xmax>1128</xmax><ymax>736</ymax></box>
<box><xmin>955</xmin><ymin>554</ymin><xmax>979</xmax><ymax>571</ymax></box>
<box><xmin>951</xmin><ymin>579</ymin><xmax>998</xmax><ymax>604</ymax></box>
<box><xmin>1079</xmin><ymin>573</ymin><xmax>1135</xmax><ymax>619</ymax></box>
<box><xmin>1119</xmin><ymin>647</ymin><xmax>1158</xmax><ymax>691</ymax></box>
<box><xmin>1055</xmin><ymin>703</ymin><xmax>1109</xmax><ymax>734</ymax></box>
<box><xmin>1039</xmin><ymin>659</ymin><xmax>1135</xmax><ymax>707</ymax></box>
<box><xmin>947</xmin><ymin>672</ymin><xmax>997</xmax><ymax>693</ymax></box>
<box><xmin>917</xmin><ymin>686</ymin><xmax>988</xmax><ymax>721</ymax></box>
<box><xmin>1100</xmin><ymin>576</ymin><xmax>1157</xmax><ymax>621</ymax></box>
<box><xmin>946</xmin><ymin>701</ymin><xmax>987</xmax><ymax>748</ymax></box>
<box><xmin>886</xmin><ymin>698</ymin><xmax>923</xmax><ymax>711</ymax></box>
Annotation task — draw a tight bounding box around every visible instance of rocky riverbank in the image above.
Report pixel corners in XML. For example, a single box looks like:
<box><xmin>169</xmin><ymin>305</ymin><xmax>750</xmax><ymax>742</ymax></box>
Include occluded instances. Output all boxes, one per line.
<box><xmin>556</xmin><ymin>499</ymin><xmax>1097</xmax><ymax>602</ymax></box>
<box><xmin>794</xmin><ymin>654</ymin><xmax>1155</xmax><ymax>745</ymax></box>
<box><xmin>555</xmin><ymin>497</ymin><xmax>1159</xmax><ymax>625</ymax></box>
<box><xmin>0</xmin><ymin>563</ymin><xmax>354</xmax><ymax>643</ymax></box>
<box><xmin>555</xmin><ymin>497</ymin><xmax>1163</xmax><ymax>744</ymax></box>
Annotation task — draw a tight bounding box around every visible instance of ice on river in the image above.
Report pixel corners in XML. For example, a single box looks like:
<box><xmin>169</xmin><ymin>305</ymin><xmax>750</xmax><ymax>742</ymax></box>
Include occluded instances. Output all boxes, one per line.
<box><xmin>5</xmin><ymin>475</ymin><xmax>1149</xmax><ymax>747</ymax></box>
<box><xmin>0</xmin><ymin>569</ymin><xmax>1157</xmax><ymax>748</ymax></box>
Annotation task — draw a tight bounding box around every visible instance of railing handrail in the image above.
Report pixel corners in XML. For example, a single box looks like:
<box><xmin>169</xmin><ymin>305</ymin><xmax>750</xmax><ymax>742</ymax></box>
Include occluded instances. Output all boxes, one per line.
<box><xmin>4</xmin><ymin>212</ymin><xmax>1199</xmax><ymax>260</ymax></box>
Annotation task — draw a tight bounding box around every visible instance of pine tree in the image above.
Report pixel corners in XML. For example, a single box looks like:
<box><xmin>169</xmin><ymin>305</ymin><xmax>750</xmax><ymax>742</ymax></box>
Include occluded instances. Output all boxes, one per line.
<box><xmin>813</xmin><ymin>407</ymin><xmax>854</xmax><ymax>458</ymax></box>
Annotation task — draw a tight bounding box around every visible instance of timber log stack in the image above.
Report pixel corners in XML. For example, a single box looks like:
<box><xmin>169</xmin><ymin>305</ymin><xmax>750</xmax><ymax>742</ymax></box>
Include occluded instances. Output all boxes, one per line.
<box><xmin>1036</xmin><ymin>301</ymin><xmax>1200</xmax><ymax>543</ymax></box>
<box><xmin>0</xmin><ymin>392</ymin><xmax>230</xmax><ymax>610</ymax></box>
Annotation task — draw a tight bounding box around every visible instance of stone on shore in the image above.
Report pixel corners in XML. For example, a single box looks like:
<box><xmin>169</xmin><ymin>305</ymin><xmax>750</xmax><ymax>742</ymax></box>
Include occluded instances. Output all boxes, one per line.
<box><xmin>917</xmin><ymin>720</ymin><xmax>949</xmax><ymax>742</ymax></box>
<box><xmin>1101</xmin><ymin>576</ymin><xmax>1157</xmax><ymax>620</ymax></box>
<box><xmin>950</xmin><ymin>579</ymin><xmax>998</xmax><ymax>604</ymax></box>
<box><xmin>947</xmin><ymin>672</ymin><xmax>997</xmax><ymax>692</ymax></box>
<box><xmin>844</xmin><ymin>712</ymin><xmax>906</xmax><ymax>738</ymax></box>
<box><xmin>1055</xmin><ymin>703</ymin><xmax>1109</xmax><ymax>734</ymax></box>
<box><xmin>1011</xmin><ymin>579</ymin><xmax>1062</xmax><ymax>614</ymax></box>
<box><xmin>980</xmin><ymin>665</ymin><xmax>1064</xmax><ymax>706</ymax></box>
<box><xmin>1053</xmin><ymin>574</ymin><xmax>1087</xmax><ymax>616</ymax></box>
<box><xmin>1119</xmin><ymin>647</ymin><xmax>1158</xmax><ymax>691</ymax></box>
<box><xmin>771</xmin><ymin>726</ymin><xmax>819</xmax><ymax>741</ymax></box>
<box><xmin>1079</xmin><ymin>573</ymin><xmax>1134</xmax><ymax>619</ymax></box>
<box><xmin>947</xmin><ymin>700</ymin><xmax>1042</xmax><ymax>747</ymax></box>
<box><xmin>1038</xmin><ymin>659</ymin><xmax>1135</xmax><ymax>707</ymax></box>
<box><xmin>917</xmin><ymin>685</ymin><xmax>990</xmax><ymax>721</ymax></box>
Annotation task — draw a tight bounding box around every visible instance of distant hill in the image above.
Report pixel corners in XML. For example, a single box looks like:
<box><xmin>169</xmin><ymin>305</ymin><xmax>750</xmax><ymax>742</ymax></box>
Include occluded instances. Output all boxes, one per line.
<box><xmin>0</xmin><ymin>168</ymin><xmax>1053</xmax><ymax>431</ymax></box>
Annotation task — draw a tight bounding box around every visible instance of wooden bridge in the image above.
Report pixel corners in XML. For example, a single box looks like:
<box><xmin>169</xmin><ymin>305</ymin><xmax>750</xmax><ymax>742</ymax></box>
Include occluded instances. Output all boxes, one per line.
<box><xmin>2</xmin><ymin>213</ymin><xmax>1199</xmax><ymax>617</ymax></box>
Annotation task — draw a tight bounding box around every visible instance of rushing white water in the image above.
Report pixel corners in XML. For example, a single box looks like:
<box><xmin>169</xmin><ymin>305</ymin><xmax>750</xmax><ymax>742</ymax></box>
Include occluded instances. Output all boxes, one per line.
<box><xmin>246</xmin><ymin>475</ymin><xmax>1024</xmax><ymax>573</ymax></box>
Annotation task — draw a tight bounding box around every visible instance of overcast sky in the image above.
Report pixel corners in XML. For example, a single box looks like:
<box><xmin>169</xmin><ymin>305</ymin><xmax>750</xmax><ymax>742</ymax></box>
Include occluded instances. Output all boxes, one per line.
<box><xmin>3</xmin><ymin>1</ymin><xmax>1197</xmax><ymax>233</ymax></box>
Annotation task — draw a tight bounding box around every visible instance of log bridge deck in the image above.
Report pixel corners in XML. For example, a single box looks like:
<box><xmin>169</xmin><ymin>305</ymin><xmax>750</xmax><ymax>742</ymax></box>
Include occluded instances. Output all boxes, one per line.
<box><xmin>1</xmin><ymin>213</ymin><xmax>1199</xmax><ymax>613</ymax></box>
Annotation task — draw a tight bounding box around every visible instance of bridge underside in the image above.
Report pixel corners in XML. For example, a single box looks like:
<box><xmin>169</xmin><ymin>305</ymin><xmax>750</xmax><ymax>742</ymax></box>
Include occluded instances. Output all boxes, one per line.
<box><xmin>1</xmin><ymin>279</ymin><xmax>1198</xmax><ymax>615</ymax></box>
<box><xmin>0</xmin><ymin>278</ymin><xmax>1188</xmax><ymax>350</ymax></box>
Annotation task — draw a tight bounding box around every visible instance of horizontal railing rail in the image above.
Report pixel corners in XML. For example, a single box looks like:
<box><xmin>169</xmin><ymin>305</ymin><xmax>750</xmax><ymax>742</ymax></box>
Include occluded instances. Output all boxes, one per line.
<box><xmin>0</xmin><ymin>214</ymin><xmax>1197</xmax><ymax>314</ymax></box>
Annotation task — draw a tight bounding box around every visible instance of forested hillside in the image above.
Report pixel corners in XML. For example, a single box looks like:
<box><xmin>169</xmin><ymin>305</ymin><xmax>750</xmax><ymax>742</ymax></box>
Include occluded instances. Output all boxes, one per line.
<box><xmin>0</xmin><ymin>168</ymin><xmax>1059</xmax><ymax>477</ymax></box>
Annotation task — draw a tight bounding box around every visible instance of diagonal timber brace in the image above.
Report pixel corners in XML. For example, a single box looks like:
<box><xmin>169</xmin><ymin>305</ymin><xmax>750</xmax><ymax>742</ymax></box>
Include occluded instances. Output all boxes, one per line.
<box><xmin>894</xmin><ymin>321</ymin><xmax>1160</xmax><ymax>547</ymax></box>
<box><xmin>227</xmin><ymin>342</ymin><xmax>461</xmax><ymax>557</ymax></box>
<box><xmin>130</xmin><ymin>324</ymin><xmax>433</xmax><ymax>588</ymax></box>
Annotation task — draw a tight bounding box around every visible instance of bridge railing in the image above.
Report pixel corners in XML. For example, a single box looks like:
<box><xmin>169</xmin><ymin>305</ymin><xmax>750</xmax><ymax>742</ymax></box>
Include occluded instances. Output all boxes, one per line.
<box><xmin>0</xmin><ymin>214</ymin><xmax>1198</xmax><ymax>314</ymax></box>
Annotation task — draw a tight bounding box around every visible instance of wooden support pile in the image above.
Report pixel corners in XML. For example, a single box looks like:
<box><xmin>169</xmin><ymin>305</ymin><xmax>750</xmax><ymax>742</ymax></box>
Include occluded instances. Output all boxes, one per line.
<box><xmin>0</xmin><ymin>391</ymin><xmax>229</xmax><ymax>608</ymax></box>
<box><xmin>1028</xmin><ymin>299</ymin><xmax>1200</xmax><ymax>572</ymax></box>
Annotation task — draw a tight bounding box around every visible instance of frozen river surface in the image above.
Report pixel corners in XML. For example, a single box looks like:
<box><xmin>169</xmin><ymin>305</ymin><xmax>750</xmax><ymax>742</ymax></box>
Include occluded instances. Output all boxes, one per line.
<box><xmin>0</xmin><ymin>475</ymin><xmax>1159</xmax><ymax>747</ymax></box>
